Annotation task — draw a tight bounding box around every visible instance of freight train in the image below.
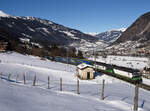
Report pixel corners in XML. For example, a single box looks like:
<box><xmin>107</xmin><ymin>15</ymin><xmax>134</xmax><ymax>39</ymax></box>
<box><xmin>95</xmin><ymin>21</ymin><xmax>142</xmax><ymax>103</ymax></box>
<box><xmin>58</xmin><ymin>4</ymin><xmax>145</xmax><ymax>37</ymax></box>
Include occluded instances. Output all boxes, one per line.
<box><xmin>46</xmin><ymin>56</ymin><xmax>142</xmax><ymax>83</ymax></box>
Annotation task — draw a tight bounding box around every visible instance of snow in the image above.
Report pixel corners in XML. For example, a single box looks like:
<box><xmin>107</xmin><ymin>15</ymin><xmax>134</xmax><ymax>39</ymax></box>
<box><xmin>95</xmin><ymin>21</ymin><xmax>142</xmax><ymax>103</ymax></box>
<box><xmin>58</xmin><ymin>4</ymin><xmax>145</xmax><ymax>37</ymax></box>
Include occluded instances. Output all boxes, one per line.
<box><xmin>41</xmin><ymin>28</ymin><xmax>50</xmax><ymax>34</ymax></box>
<box><xmin>0</xmin><ymin>10</ymin><xmax>17</xmax><ymax>19</ymax></box>
<box><xmin>143</xmin><ymin>78</ymin><xmax>150</xmax><ymax>85</ymax></box>
<box><xmin>59</xmin><ymin>30</ymin><xmax>79</xmax><ymax>40</ymax></box>
<box><xmin>0</xmin><ymin>52</ymin><xmax>150</xmax><ymax>111</ymax></box>
<box><xmin>86</xmin><ymin>32</ymin><xmax>99</xmax><ymax>36</ymax></box>
<box><xmin>27</xmin><ymin>26</ymin><xmax>35</xmax><ymax>32</ymax></box>
<box><xmin>77</xmin><ymin>63</ymin><xmax>93</xmax><ymax>69</ymax></box>
<box><xmin>22</xmin><ymin>17</ymin><xmax>53</xmax><ymax>25</ymax></box>
<box><xmin>89</xmin><ymin>55</ymin><xmax>150</xmax><ymax>86</ymax></box>
<box><xmin>0</xmin><ymin>10</ymin><xmax>10</xmax><ymax>17</ymax></box>
<box><xmin>19</xmin><ymin>38</ymin><xmax>30</xmax><ymax>43</ymax></box>
<box><xmin>70</xmin><ymin>39</ymin><xmax>107</xmax><ymax>52</ymax></box>
<box><xmin>87</xmin><ymin>28</ymin><xmax>126</xmax><ymax>37</ymax></box>
<box><xmin>61</xmin><ymin>31</ymin><xmax>74</xmax><ymax>37</ymax></box>
<box><xmin>118</xmin><ymin>28</ymin><xmax>127</xmax><ymax>32</ymax></box>
<box><xmin>89</xmin><ymin>55</ymin><xmax>148</xmax><ymax>70</ymax></box>
<box><xmin>108</xmin><ymin>39</ymin><xmax>147</xmax><ymax>52</ymax></box>
<box><xmin>31</xmin><ymin>42</ymin><xmax>42</xmax><ymax>48</ymax></box>
<box><xmin>21</xmin><ymin>33</ymin><xmax>32</xmax><ymax>38</ymax></box>
<box><xmin>109</xmin><ymin>28</ymin><xmax>127</xmax><ymax>32</ymax></box>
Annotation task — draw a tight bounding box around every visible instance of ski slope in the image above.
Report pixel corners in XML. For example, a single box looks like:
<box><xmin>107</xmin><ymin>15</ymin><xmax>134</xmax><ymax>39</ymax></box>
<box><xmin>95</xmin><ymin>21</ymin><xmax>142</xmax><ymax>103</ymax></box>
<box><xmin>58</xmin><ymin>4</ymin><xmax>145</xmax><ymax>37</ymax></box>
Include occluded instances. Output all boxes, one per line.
<box><xmin>0</xmin><ymin>52</ymin><xmax>150</xmax><ymax>111</ymax></box>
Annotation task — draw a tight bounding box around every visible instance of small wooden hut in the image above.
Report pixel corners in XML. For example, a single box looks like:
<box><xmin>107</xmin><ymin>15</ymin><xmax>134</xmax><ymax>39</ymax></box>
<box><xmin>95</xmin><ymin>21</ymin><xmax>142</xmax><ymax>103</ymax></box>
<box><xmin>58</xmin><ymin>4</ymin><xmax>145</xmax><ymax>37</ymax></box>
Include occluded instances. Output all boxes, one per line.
<box><xmin>76</xmin><ymin>63</ymin><xmax>94</xmax><ymax>80</ymax></box>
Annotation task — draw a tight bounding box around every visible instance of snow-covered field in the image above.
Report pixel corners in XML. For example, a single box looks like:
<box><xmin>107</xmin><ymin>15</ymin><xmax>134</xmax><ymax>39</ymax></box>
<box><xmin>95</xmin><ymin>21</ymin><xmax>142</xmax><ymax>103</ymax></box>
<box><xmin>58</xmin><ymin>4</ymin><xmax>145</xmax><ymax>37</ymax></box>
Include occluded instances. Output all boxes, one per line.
<box><xmin>0</xmin><ymin>52</ymin><xmax>150</xmax><ymax>111</ymax></box>
<box><xmin>89</xmin><ymin>55</ymin><xmax>150</xmax><ymax>85</ymax></box>
<box><xmin>89</xmin><ymin>55</ymin><xmax>149</xmax><ymax>70</ymax></box>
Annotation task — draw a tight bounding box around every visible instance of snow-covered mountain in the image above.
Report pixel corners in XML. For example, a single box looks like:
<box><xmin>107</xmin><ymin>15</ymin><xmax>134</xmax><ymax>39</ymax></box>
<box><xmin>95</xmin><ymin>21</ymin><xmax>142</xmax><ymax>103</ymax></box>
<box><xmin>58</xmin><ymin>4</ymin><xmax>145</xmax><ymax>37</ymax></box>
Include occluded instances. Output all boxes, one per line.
<box><xmin>0</xmin><ymin>10</ymin><xmax>10</xmax><ymax>17</ymax></box>
<box><xmin>0</xmin><ymin>10</ymin><xmax>105</xmax><ymax>52</ymax></box>
<box><xmin>95</xmin><ymin>28</ymin><xmax>126</xmax><ymax>44</ymax></box>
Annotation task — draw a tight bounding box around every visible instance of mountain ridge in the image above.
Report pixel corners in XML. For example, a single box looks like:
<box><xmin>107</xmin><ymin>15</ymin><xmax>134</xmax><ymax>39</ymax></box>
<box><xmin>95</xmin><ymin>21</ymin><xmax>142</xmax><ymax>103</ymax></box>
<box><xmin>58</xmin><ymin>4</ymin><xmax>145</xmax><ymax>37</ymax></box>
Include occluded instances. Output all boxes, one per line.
<box><xmin>0</xmin><ymin>11</ymin><xmax>100</xmax><ymax>48</ymax></box>
<box><xmin>114</xmin><ymin>12</ymin><xmax>150</xmax><ymax>46</ymax></box>
<box><xmin>107</xmin><ymin>12</ymin><xmax>150</xmax><ymax>55</ymax></box>
<box><xmin>92</xmin><ymin>28</ymin><xmax>126</xmax><ymax>44</ymax></box>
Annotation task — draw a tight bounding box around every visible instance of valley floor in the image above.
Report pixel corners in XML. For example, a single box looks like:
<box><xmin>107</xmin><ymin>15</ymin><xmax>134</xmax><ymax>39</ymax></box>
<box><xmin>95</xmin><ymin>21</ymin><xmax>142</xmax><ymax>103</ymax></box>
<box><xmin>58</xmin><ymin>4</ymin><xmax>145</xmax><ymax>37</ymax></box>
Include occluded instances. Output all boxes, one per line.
<box><xmin>89</xmin><ymin>55</ymin><xmax>148</xmax><ymax>70</ymax></box>
<box><xmin>0</xmin><ymin>52</ymin><xmax>150</xmax><ymax>111</ymax></box>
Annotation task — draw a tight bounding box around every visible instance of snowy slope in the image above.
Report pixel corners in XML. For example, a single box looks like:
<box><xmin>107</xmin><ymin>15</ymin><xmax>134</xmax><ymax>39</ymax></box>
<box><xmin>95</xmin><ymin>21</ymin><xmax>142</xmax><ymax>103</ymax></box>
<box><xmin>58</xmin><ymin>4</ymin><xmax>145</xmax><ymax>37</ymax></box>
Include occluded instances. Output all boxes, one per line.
<box><xmin>95</xmin><ymin>28</ymin><xmax>126</xmax><ymax>44</ymax></box>
<box><xmin>0</xmin><ymin>10</ymin><xmax>101</xmax><ymax>52</ymax></box>
<box><xmin>86</xmin><ymin>32</ymin><xmax>99</xmax><ymax>36</ymax></box>
<box><xmin>0</xmin><ymin>10</ymin><xmax>10</xmax><ymax>17</ymax></box>
<box><xmin>0</xmin><ymin>52</ymin><xmax>150</xmax><ymax>111</ymax></box>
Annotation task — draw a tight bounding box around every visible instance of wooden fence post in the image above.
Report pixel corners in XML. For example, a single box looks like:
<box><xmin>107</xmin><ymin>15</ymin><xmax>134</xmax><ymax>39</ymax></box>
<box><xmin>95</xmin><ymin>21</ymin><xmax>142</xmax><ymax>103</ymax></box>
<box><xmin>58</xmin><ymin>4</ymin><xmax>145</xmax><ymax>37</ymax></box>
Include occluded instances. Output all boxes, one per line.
<box><xmin>8</xmin><ymin>74</ymin><xmax>11</xmax><ymax>81</ymax></box>
<box><xmin>16</xmin><ymin>74</ymin><xmax>19</xmax><ymax>83</ymax></box>
<box><xmin>77</xmin><ymin>79</ymin><xmax>80</xmax><ymax>94</ymax></box>
<box><xmin>0</xmin><ymin>73</ymin><xmax>1</xmax><ymax>79</ymax></box>
<box><xmin>33</xmin><ymin>74</ymin><xmax>36</xmax><ymax>86</ymax></box>
<box><xmin>134</xmin><ymin>84</ymin><xmax>139</xmax><ymax>111</ymax></box>
<box><xmin>101</xmin><ymin>79</ymin><xmax>105</xmax><ymax>100</ymax></box>
<box><xmin>48</xmin><ymin>76</ymin><xmax>50</xmax><ymax>89</ymax></box>
<box><xmin>23</xmin><ymin>73</ymin><xmax>26</xmax><ymax>84</ymax></box>
<box><xmin>60</xmin><ymin>78</ymin><xmax>62</xmax><ymax>91</ymax></box>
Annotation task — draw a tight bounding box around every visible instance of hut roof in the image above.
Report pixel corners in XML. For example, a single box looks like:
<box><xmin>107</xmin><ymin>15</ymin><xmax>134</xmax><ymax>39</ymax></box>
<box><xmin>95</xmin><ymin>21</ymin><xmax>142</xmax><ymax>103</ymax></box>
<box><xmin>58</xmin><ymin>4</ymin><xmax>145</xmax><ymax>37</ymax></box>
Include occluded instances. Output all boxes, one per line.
<box><xmin>77</xmin><ymin>63</ymin><xmax>93</xmax><ymax>70</ymax></box>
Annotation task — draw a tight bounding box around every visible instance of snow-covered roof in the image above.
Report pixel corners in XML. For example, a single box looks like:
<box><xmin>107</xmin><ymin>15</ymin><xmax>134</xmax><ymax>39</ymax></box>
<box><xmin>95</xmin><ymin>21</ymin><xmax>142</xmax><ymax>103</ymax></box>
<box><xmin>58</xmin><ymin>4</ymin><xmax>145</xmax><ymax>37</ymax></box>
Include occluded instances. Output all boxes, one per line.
<box><xmin>77</xmin><ymin>63</ymin><xmax>93</xmax><ymax>69</ymax></box>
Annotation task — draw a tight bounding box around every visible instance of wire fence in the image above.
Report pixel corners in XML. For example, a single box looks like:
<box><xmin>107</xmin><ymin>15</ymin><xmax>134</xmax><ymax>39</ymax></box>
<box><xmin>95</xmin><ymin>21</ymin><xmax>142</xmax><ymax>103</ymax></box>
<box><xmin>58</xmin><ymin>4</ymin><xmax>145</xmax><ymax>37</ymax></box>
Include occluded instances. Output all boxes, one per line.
<box><xmin>0</xmin><ymin>72</ymin><xmax>140</xmax><ymax>110</ymax></box>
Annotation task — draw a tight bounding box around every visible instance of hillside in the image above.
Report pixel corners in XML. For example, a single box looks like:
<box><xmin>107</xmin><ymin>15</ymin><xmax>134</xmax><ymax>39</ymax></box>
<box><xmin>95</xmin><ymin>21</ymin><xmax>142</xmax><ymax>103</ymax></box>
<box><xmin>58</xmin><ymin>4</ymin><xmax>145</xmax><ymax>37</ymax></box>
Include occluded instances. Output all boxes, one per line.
<box><xmin>110</xmin><ymin>12</ymin><xmax>150</xmax><ymax>54</ymax></box>
<box><xmin>0</xmin><ymin>52</ymin><xmax>150</xmax><ymax>111</ymax></box>
<box><xmin>115</xmin><ymin>12</ymin><xmax>150</xmax><ymax>45</ymax></box>
<box><xmin>96</xmin><ymin>28</ymin><xmax>126</xmax><ymax>44</ymax></box>
<box><xmin>0</xmin><ymin>11</ymin><xmax>103</xmax><ymax>54</ymax></box>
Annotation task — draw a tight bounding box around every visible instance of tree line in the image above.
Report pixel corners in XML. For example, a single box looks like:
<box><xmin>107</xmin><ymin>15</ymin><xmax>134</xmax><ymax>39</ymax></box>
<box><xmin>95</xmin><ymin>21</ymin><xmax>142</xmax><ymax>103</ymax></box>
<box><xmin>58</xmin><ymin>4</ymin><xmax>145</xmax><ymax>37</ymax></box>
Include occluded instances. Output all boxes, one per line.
<box><xmin>3</xmin><ymin>40</ymin><xmax>84</xmax><ymax>59</ymax></box>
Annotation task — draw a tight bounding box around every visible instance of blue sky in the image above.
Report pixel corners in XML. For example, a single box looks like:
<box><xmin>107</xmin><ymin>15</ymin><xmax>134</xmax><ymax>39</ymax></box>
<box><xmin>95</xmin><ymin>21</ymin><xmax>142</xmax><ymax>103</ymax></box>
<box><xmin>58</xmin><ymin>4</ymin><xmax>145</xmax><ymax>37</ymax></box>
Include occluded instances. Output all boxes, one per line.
<box><xmin>1</xmin><ymin>0</ymin><xmax>150</xmax><ymax>33</ymax></box>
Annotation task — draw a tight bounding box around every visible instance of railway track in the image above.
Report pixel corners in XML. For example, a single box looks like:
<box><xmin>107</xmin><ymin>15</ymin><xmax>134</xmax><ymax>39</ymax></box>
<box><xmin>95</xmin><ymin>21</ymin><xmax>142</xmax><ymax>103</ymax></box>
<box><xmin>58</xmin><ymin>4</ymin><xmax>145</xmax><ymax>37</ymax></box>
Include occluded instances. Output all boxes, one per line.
<box><xmin>96</xmin><ymin>69</ymin><xmax>150</xmax><ymax>91</ymax></box>
<box><xmin>48</xmin><ymin>56</ymin><xmax>150</xmax><ymax>91</ymax></box>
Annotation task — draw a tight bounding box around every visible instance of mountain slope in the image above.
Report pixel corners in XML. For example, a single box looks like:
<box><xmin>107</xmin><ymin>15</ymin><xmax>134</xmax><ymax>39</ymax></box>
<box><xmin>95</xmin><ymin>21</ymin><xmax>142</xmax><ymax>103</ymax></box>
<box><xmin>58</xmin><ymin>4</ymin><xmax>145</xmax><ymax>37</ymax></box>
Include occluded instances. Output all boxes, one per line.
<box><xmin>0</xmin><ymin>10</ymin><xmax>10</xmax><ymax>17</ymax></box>
<box><xmin>113</xmin><ymin>12</ymin><xmax>150</xmax><ymax>49</ymax></box>
<box><xmin>0</xmin><ymin>11</ymin><xmax>99</xmax><ymax>48</ymax></box>
<box><xmin>96</xmin><ymin>28</ymin><xmax>126</xmax><ymax>44</ymax></box>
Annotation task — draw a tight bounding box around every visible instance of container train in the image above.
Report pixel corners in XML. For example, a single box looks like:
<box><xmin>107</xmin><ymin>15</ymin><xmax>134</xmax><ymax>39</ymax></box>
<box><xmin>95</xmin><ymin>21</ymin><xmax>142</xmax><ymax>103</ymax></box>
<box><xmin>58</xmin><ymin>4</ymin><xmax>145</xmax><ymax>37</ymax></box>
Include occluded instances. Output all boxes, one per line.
<box><xmin>46</xmin><ymin>56</ymin><xmax>142</xmax><ymax>83</ymax></box>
